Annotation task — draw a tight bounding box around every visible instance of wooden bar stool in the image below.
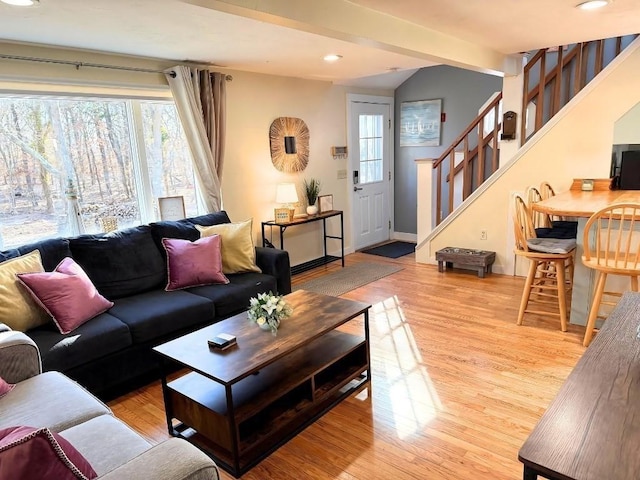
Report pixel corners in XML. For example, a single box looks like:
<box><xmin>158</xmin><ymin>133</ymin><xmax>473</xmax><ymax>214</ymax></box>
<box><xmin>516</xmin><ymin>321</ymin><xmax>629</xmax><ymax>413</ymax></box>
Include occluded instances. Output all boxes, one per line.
<box><xmin>539</xmin><ymin>181</ymin><xmax>556</xmax><ymax>200</ymax></box>
<box><xmin>513</xmin><ymin>195</ymin><xmax>576</xmax><ymax>331</ymax></box>
<box><xmin>527</xmin><ymin>185</ymin><xmax>576</xmax><ymax>239</ymax></box>
<box><xmin>582</xmin><ymin>203</ymin><xmax>640</xmax><ymax>346</ymax></box>
<box><xmin>526</xmin><ymin>186</ymin><xmax>552</xmax><ymax>229</ymax></box>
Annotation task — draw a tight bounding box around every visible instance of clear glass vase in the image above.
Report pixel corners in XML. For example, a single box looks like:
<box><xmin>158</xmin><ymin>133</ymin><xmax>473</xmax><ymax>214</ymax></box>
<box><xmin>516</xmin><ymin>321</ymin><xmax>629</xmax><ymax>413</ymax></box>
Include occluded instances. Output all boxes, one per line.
<box><xmin>259</xmin><ymin>318</ymin><xmax>280</xmax><ymax>332</ymax></box>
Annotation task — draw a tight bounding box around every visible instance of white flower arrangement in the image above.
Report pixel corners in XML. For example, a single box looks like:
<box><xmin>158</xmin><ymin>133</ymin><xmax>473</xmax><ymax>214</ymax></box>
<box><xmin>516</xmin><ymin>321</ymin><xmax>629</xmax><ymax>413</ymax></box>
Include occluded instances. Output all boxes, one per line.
<box><xmin>247</xmin><ymin>291</ymin><xmax>293</xmax><ymax>335</ymax></box>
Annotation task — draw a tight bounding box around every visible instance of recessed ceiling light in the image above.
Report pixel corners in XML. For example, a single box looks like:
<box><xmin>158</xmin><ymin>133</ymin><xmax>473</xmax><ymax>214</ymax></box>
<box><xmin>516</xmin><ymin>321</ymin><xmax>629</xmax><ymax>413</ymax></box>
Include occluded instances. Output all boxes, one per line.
<box><xmin>576</xmin><ymin>0</ymin><xmax>609</xmax><ymax>10</ymax></box>
<box><xmin>1</xmin><ymin>0</ymin><xmax>39</xmax><ymax>5</ymax></box>
<box><xmin>323</xmin><ymin>54</ymin><xmax>343</xmax><ymax>62</ymax></box>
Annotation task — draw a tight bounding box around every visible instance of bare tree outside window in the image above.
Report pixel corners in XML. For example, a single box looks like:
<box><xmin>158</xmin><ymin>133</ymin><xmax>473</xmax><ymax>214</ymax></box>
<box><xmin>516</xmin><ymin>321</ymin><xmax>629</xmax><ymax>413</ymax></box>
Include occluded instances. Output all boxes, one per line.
<box><xmin>0</xmin><ymin>96</ymin><xmax>198</xmax><ymax>249</ymax></box>
<box><xmin>141</xmin><ymin>102</ymin><xmax>198</xmax><ymax>218</ymax></box>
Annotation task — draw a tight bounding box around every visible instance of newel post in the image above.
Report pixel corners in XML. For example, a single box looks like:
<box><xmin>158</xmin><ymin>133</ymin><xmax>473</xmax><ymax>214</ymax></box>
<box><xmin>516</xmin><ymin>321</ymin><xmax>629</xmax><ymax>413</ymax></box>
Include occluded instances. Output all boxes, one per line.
<box><xmin>416</xmin><ymin>158</ymin><xmax>434</xmax><ymax>264</ymax></box>
<box><xmin>499</xmin><ymin>55</ymin><xmax>526</xmax><ymax>166</ymax></box>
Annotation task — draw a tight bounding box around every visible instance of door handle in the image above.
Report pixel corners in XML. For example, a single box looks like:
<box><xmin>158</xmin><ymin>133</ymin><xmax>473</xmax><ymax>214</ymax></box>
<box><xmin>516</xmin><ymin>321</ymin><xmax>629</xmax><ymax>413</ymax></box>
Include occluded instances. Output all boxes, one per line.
<box><xmin>354</xmin><ymin>186</ymin><xmax>363</xmax><ymax>192</ymax></box>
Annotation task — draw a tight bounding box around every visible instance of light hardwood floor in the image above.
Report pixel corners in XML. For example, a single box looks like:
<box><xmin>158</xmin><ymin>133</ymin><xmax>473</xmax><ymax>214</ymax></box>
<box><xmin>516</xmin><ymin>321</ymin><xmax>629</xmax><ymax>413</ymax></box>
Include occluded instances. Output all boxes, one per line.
<box><xmin>108</xmin><ymin>252</ymin><xmax>586</xmax><ymax>479</ymax></box>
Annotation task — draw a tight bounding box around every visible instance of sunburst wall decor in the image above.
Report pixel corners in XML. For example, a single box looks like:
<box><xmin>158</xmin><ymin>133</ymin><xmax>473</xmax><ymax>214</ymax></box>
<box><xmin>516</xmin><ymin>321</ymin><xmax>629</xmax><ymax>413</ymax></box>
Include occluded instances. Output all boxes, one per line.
<box><xmin>269</xmin><ymin>117</ymin><xmax>310</xmax><ymax>172</ymax></box>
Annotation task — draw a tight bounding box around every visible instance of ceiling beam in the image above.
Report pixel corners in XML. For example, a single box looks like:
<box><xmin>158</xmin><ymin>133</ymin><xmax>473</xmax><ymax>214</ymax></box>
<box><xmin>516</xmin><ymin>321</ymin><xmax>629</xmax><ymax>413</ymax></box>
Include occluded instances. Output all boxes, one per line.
<box><xmin>184</xmin><ymin>0</ymin><xmax>513</xmax><ymax>76</ymax></box>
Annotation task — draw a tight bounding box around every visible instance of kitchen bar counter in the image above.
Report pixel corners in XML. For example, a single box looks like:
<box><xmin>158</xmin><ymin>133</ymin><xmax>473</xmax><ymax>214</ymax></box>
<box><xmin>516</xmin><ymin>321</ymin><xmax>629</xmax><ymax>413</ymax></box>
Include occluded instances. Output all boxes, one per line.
<box><xmin>532</xmin><ymin>188</ymin><xmax>640</xmax><ymax>325</ymax></box>
<box><xmin>531</xmin><ymin>189</ymin><xmax>640</xmax><ymax>218</ymax></box>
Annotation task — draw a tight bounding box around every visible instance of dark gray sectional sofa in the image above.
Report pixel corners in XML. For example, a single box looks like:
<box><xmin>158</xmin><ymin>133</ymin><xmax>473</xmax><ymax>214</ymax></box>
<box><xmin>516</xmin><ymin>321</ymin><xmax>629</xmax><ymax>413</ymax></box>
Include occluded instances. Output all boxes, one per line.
<box><xmin>0</xmin><ymin>211</ymin><xmax>291</xmax><ymax>398</ymax></box>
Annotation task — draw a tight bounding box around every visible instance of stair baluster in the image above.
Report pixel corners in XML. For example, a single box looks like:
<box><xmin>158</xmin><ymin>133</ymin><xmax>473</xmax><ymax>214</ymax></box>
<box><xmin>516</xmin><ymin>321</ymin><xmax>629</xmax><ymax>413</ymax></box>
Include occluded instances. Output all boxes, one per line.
<box><xmin>433</xmin><ymin>93</ymin><xmax>502</xmax><ymax>225</ymax></box>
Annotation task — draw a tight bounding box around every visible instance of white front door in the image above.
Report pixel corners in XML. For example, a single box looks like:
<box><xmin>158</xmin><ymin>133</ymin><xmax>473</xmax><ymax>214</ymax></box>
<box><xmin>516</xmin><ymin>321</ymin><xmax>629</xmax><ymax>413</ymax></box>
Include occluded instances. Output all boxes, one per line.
<box><xmin>348</xmin><ymin>98</ymin><xmax>392</xmax><ymax>250</ymax></box>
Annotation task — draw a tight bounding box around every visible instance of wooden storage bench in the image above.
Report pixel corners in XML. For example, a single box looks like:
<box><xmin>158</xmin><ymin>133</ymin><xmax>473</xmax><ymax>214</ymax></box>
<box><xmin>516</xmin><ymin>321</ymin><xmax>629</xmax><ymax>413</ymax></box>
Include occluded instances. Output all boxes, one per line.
<box><xmin>435</xmin><ymin>247</ymin><xmax>496</xmax><ymax>278</ymax></box>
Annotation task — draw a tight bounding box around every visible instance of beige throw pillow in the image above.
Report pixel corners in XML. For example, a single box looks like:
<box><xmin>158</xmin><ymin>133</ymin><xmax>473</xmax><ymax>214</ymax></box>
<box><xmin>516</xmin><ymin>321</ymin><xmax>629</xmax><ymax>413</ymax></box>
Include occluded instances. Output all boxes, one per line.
<box><xmin>0</xmin><ymin>250</ymin><xmax>50</xmax><ymax>331</ymax></box>
<box><xmin>197</xmin><ymin>219</ymin><xmax>261</xmax><ymax>274</ymax></box>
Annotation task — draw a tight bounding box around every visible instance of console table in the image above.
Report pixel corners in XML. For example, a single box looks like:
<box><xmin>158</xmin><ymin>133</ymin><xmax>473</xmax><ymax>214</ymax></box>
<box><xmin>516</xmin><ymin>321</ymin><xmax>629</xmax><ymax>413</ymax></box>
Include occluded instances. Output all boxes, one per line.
<box><xmin>261</xmin><ymin>210</ymin><xmax>344</xmax><ymax>275</ymax></box>
<box><xmin>518</xmin><ymin>291</ymin><xmax>640</xmax><ymax>480</ymax></box>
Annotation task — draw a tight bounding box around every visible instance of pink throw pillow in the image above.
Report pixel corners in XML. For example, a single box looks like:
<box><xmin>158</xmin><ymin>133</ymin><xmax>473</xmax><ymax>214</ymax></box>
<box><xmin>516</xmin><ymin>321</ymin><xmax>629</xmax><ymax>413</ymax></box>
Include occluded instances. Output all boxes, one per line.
<box><xmin>17</xmin><ymin>257</ymin><xmax>114</xmax><ymax>335</ymax></box>
<box><xmin>162</xmin><ymin>235</ymin><xmax>229</xmax><ymax>291</ymax></box>
<box><xmin>0</xmin><ymin>376</ymin><xmax>14</xmax><ymax>398</ymax></box>
<box><xmin>0</xmin><ymin>426</ymin><xmax>97</xmax><ymax>480</ymax></box>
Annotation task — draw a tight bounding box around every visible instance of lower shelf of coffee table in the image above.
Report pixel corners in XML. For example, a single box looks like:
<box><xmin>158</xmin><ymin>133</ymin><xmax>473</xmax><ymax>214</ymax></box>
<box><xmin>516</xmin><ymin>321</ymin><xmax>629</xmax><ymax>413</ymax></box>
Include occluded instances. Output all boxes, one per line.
<box><xmin>166</xmin><ymin>330</ymin><xmax>369</xmax><ymax>476</ymax></box>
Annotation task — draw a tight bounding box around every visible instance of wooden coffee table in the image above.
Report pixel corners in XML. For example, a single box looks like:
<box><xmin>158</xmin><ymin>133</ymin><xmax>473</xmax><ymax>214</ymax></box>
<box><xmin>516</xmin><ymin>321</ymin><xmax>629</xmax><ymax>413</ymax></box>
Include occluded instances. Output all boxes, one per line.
<box><xmin>153</xmin><ymin>290</ymin><xmax>372</xmax><ymax>478</ymax></box>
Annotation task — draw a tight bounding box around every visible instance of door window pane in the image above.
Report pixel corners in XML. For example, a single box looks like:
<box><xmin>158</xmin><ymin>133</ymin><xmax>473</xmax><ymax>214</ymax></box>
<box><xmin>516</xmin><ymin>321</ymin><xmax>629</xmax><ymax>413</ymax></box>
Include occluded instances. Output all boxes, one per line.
<box><xmin>358</xmin><ymin>114</ymin><xmax>383</xmax><ymax>184</ymax></box>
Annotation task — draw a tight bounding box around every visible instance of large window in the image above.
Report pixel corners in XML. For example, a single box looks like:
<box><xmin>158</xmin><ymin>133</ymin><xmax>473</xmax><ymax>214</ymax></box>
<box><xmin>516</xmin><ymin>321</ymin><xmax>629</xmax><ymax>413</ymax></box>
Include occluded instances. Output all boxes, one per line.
<box><xmin>0</xmin><ymin>95</ymin><xmax>198</xmax><ymax>249</ymax></box>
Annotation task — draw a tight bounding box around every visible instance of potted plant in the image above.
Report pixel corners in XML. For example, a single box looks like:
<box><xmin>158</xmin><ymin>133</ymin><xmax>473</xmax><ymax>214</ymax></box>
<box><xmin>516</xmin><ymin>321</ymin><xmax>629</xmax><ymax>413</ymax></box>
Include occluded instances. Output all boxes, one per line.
<box><xmin>247</xmin><ymin>291</ymin><xmax>293</xmax><ymax>336</ymax></box>
<box><xmin>303</xmin><ymin>178</ymin><xmax>321</xmax><ymax>215</ymax></box>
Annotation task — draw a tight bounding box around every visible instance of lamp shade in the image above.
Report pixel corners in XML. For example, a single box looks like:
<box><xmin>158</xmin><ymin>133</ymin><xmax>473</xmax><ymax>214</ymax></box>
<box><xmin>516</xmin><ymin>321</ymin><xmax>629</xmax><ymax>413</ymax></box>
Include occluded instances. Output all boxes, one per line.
<box><xmin>1</xmin><ymin>0</ymin><xmax>39</xmax><ymax>5</ymax></box>
<box><xmin>275</xmin><ymin>183</ymin><xmax>299</xmax><ymax>204</ymax></box>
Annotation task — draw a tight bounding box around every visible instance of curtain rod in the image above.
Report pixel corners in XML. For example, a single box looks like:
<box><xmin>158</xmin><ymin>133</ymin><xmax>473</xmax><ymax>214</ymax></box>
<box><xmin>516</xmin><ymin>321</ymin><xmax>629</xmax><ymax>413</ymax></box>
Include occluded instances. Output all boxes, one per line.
<box><xmin>0</xmin><ymin>53</ymin><xmax>233</xmax><ymax>81</ymax></box>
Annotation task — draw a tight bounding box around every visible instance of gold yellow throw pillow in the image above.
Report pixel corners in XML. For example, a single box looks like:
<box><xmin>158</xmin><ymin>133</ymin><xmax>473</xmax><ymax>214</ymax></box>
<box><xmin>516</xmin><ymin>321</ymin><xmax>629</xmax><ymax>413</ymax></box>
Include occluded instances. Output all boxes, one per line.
<box><xmin>0</xmin><ymin>250</ymin><xmax>50</xmax><ymax>331</ymax></box>
<box><xmin>196</xmin><ymin>219</ymin><xmax>261</xmax><ymax>274</ymax></box>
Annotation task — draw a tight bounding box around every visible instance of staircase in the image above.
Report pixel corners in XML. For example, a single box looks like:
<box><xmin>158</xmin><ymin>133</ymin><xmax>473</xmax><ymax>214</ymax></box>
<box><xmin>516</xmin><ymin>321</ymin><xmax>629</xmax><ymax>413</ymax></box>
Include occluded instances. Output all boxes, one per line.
<box><xmin>433</xmin><ymin>93</ymin><xmax>502</xmax><ymax>225</ymax></box>
<box><xmin>432</xmin><ymin>34</ymin><xmax>638</xmax><ymax>227</ymax></box>
<box><xmin>522</xmin><ymin>35</ymin><xmax>638</xmax><ymax>143</ymax></box>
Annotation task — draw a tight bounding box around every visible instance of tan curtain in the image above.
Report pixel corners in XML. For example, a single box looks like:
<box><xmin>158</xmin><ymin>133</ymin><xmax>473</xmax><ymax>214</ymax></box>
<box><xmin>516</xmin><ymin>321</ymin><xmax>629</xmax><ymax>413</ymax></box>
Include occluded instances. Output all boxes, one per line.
<box><xmin>165</xmin><ymin>65</ymin><xmax>226</xmax><ymax>212</ymax></box>
<box><xmin>199</xmin><ymin>70</ymin><xmax>226</xmax><ymax>180</ymax></box>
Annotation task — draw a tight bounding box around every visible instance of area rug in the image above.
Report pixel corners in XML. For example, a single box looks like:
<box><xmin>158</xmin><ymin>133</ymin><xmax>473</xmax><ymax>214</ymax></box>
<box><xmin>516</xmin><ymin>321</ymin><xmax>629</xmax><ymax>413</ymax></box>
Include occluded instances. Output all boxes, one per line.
<box><xmin>361</xmin><ymin>241</ymin><xmax>416</xmax><ymax>259</ymax></box>
<box><xmin>293</xmin><ymin>262</ymin><xmax>403</xmax><ymax>297</ymax></box>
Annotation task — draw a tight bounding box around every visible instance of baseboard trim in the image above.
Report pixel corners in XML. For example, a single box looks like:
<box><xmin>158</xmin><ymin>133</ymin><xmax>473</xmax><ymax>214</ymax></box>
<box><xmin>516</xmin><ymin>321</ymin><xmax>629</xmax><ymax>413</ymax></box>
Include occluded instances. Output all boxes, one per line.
<box><xmin>393</xmin><ymin>232</ymin><xmax>417</xmax><ymax>242</ymax></box>
<box><xmin>328</xmin><ymin>246</ymin><xmax>355</xmax><ymax>258</ymax></box>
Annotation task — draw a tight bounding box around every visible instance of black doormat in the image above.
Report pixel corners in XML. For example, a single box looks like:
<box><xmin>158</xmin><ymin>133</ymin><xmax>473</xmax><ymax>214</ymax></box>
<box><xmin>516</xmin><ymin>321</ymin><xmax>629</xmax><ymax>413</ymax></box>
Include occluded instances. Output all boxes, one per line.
<box><xmin>361</xmin><ymin>241</ymin><xmax>416</xmax><ymax>259</ymax></box>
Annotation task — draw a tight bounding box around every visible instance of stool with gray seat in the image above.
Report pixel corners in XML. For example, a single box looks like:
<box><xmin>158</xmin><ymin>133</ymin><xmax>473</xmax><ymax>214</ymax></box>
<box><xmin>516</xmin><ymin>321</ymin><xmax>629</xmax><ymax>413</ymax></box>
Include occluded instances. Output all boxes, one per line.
<box><xmin>513</xmin><ymin>195</ymin><xmax>576</xmax><ymax>331</ymax></box>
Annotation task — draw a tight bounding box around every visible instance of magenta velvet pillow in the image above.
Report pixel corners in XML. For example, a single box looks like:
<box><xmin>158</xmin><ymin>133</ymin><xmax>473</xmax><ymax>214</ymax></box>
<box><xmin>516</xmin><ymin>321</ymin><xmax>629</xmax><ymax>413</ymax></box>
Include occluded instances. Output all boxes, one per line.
<box><xmin>0</xmin><ymin>376</ymin><xmax>14</xmax><ymax>398</ymax></box>
<box><xmin>0</xmin><ymin>426</ymin><xmax>97</xmax><ymax>480</ymax></box>
<box><xmin>162</xmin><ymin>235</ymin><xmax>229</xmax><ymax>291</ymax></box>
<box><xmin>16</xmin><ymin>257</ymin><xmax>114</xmax><ymax>335</ymax></box>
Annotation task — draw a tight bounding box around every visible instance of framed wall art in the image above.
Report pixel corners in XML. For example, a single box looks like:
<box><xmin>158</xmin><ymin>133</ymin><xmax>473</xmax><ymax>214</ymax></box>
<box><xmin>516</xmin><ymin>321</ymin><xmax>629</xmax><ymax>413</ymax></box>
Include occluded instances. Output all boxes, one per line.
<box><xmin>400</xmin><ymin>99</ymin><xmax>442</xmax><ymax>147</ymax></box>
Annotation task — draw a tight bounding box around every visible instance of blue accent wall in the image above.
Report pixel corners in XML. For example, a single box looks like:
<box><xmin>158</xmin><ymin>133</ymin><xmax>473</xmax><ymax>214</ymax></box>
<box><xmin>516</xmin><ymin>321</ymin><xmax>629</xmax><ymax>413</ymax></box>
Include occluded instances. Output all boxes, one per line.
<box><xmin>394</xmin><ymin>65</ymin><xmax>503</xmax><ymax>234</ymax></box>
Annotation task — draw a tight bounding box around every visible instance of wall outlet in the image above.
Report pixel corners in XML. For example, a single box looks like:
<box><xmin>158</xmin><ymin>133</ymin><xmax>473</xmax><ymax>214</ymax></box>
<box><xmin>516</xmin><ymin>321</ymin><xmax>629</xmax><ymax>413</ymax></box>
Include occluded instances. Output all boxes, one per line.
<box><xmin>480</xmin><ymin>230</ymin><xmax>487</xmax><ymax>240</ymax></box>
<box><xmin>337</xmin><ymin>169</ymin><xmax>347</xmax><ymax>179</ymax></box>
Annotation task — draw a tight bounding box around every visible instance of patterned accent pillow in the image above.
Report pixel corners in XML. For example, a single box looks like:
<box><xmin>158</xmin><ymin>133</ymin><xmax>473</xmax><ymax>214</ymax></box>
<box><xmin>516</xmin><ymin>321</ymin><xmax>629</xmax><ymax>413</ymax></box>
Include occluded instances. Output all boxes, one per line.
<box><xmin>162</xmin><ymin>235</ymin><xmax>229</xmax><ymax>291</ymax></box>
<box><xmin>17</xmin><ymin>257</ymin><xmax>114</xmax><ymax>335</ymax></box>
<box><xmin>0</xmin><ymin>376</ymin><xmax>14</xmax><ymax>398</ymax></box>
<box><xmin>0</xmin><ymin>426</ymin><xmax>97</xmax><ymax>479</ymax></box>
<box><xmin>196</xmin><ymin>219</ymin><xmax>261</xmax><ymax>274</ymax></box>
<box><xmin>0</xmin><ymin>250</ymin><xmax>49</xmax><ymax>332</ymax></box>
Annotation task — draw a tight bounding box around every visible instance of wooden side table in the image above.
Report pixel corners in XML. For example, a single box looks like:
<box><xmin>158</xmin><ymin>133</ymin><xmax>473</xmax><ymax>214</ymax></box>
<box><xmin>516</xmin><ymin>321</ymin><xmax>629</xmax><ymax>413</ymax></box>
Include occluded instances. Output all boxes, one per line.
<box><xmin>435</xmin><ymin>247</ymin><xmax>496</xmax><ymax>278</ymax></box>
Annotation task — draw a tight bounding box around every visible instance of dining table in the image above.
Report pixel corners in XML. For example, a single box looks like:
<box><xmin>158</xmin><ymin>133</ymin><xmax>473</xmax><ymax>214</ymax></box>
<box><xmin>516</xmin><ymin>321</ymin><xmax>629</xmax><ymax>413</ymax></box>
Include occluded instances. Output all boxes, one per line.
<box><xmin>531</xmin><ymin>186</ymin><xmax>640</xmax><ymax>326</ymax></box>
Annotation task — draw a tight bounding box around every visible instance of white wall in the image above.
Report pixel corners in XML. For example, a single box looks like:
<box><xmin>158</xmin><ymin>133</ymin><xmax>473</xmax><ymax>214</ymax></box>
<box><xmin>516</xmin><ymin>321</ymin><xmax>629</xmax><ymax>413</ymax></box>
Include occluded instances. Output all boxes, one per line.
<box><xmin>0</xmin><ymin>42</ymin><xmax>391</xmax><ymax>267</ymax></box>
<box><xmin>420</xmin><ymin>40</ymin><xmax>640</xmax><ymax>275</ymax></box>
<box><xmin>221</xmin><ymin>70</ymin><xmax>391</xmax><ymax>265</ymax></box>
<box><xmin>613</xmin><ymin>102</ymin><xmax>640</xmax><ymax>144</ymax></box>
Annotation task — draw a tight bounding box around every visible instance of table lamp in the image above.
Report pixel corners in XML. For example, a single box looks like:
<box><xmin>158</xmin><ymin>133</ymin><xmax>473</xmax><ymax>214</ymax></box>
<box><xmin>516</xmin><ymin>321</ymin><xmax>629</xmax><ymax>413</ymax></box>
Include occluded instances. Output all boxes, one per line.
<box><xmin>274</xmin><ymin>183</ymin><xmax>298</xmax><ymax>223</ymax></box>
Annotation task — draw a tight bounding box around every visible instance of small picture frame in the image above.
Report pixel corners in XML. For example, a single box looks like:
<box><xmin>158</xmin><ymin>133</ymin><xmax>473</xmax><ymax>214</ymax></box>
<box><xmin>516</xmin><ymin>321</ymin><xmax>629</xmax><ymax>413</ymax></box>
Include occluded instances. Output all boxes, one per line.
<box><xmin>318</xmin><ymin>194</ymin><xmax>334</xmax><ymax>213</ymax></box>
<box><xmin>581</xmin><ymin>179</ymin><xmax>595</xmax><ymax>191</ymax></box>
<box><xmin>274</xmin><ymin>207</ymin><xmax>293</xmax><ymax>223</ymax></box>
<box><xmin>158</xmin><ymin>196</ymin><xmax>186</xmax><ymax>221</ymax></box>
